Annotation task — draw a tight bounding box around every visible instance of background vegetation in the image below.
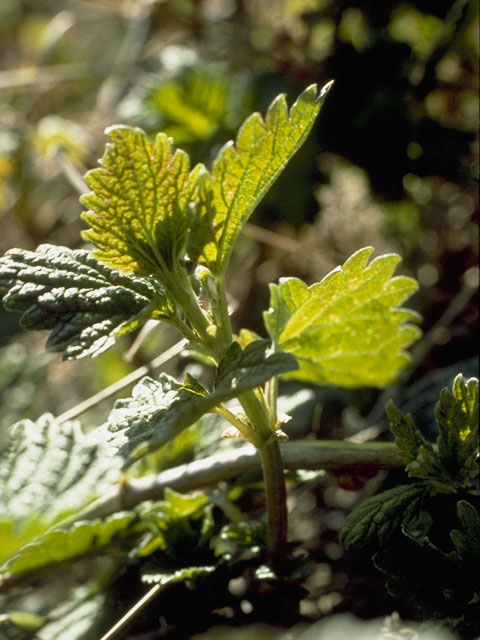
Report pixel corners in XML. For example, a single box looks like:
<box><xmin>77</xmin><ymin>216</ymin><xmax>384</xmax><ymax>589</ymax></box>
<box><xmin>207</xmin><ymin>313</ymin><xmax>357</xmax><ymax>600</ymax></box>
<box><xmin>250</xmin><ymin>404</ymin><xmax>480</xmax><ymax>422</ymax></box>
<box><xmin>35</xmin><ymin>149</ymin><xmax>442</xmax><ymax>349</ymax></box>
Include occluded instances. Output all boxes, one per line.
<box><xmin>0</xmin><ymin>0</ymin><xmax>478</xmax><ymax>638</ymax></box>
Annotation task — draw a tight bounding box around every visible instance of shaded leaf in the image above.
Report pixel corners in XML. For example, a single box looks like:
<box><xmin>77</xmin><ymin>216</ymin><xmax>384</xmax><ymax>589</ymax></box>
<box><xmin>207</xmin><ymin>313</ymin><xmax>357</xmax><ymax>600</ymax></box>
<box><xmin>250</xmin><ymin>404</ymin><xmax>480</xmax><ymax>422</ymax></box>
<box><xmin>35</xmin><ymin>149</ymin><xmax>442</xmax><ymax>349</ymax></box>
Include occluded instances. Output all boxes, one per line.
<box><xmin>0</xmin><ymin>413</ymin><xmax>122</xmax><ymax>567</ymax></box>
<box><xmin>0</xmin><ymin>244</ymin><xmax>171</xmax><ymax>359</ymax></box>
<box><xmin>101</xmin><ymin>339</ymin><xmax>297</xmax><ymax>460</ymax></box>
<box><xmin>191</xmin><ymin>82</ymin><xmax>332</xmax><ymax>273</ymax></box>
<box><xmin>340</xmin><ymin>483</ymin><xmax>427</xmax><ymax>549</ymax></box>
<box><xmin>81</xmin><ymin>126</ymin><xmax>203</xmax><ymax>275</ymax></box>
<box><xmin>387</xmin><ymin>400</ymin><xmax>433</xmax><ymax>465</ymax></box>
<box><xmin>450</xmin><ymin>500</ymin><xmax>480</xmax><ymax>565</ymax></box>
<box><xmin>264</xmin><ymin>247</ymin><xmax>421</xmax><ymax>387</ymax></box>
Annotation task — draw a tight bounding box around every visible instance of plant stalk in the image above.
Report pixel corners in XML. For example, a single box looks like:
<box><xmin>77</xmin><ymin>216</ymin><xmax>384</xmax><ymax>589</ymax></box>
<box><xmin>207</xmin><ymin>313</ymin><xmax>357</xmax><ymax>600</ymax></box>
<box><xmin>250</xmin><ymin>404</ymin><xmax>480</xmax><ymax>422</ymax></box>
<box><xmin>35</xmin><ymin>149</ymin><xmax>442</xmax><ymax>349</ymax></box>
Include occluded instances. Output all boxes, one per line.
<box><xmin>259</xmin><ymin>437</ymin><xmax>288</xmax><ymax>571</ymax></box>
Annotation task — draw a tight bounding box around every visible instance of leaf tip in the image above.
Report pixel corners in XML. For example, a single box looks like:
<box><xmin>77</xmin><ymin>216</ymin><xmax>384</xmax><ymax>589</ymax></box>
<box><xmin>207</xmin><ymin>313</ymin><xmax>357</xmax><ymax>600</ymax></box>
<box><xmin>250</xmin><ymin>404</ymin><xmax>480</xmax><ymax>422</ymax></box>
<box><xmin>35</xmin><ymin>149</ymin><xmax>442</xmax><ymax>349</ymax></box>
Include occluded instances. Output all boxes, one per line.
<box><xmin>315</xmin><ymin>79</ymin><xmax>334</xmax><ymax>103</ymax></box>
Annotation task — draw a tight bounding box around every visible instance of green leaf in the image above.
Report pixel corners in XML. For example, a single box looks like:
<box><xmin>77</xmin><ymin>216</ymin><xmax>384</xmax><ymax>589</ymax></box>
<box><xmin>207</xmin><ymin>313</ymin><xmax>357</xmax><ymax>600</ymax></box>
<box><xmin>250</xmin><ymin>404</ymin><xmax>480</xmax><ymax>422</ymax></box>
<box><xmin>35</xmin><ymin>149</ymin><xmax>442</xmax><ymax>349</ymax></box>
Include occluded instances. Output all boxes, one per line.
<box><xmin>340</xmin><ymin>483</ymin><xmax>427</xmax><ymax>549</ymax></box>
<box><xmin>387</xmin><ymin>375</ymin><xmax>479</xmax><ymax>491</ymax></box>
<box><xmin>0</xmin><ymin>244</ymin><xmax>171</xmax><ymax>359</ymax></box>
<box><xmin>450</xmin><ymin>500</ymin><xmax>480</xmax><ymax>565</ymax></box>
<box><xmin>435</xmin><ymin>375</ymin><xmax>479</xmax><ymax>486</ymax></box>
<box><xmin>387</xmin><ymin>400</ymin><xmax>433</xmax><ymax>465</ymax></box>
<box><xmin>146</xmin><ymin>65</ymin><xmax>250</xmax><ymax>144</ymax></box>
<box><xmin>1</xmin><ymin>513</ymin><xmax>136</xmax><ymax>574</ymax></box>
<box><xmin>264</xmin><ymin>247</ymin><xmax>421</xmax><ymax>387</ymax></box>
<box><xmin>192</xmin><ymin>82</ymin><xmax>332</xmax><ymax>273</ymax></box>
<box><xmin>214</xmin><ymin>339</ymin><xmax>298</xmax><ymax>392</ymax></box>
<box><xmin>101</xmin><ymin>339</ymin><xmax>297</xmax><ymax>460</ymax></box>
<box><xmin>0</xmin><ymin>413</ymin><xmax>122</xmax><ymax>567</ymax></box>
<box><xmin>81</xmin><ymin>126</ymin><xmax>203</xmax><ymax>275</ymax></box>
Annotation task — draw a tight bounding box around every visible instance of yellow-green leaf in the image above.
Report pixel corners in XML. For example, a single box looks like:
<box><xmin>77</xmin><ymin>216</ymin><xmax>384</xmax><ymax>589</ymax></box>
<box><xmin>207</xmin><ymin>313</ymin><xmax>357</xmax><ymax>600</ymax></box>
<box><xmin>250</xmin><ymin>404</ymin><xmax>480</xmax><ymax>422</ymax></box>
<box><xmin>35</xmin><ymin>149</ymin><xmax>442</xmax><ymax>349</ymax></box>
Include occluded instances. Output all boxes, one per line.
<box><xmin>192</xmin><ymin>82</ymin><xmax>332</xmax><ymax>274</ymax></box>
<box><xmin>264</xmin><ymin>247</ymin><xmax>421</xmax><ymax>387</ymax></box>
<box><xmin>81</xmin><ymin>126</ymin><xmax>203</xmax><ymax>275</ymax></box>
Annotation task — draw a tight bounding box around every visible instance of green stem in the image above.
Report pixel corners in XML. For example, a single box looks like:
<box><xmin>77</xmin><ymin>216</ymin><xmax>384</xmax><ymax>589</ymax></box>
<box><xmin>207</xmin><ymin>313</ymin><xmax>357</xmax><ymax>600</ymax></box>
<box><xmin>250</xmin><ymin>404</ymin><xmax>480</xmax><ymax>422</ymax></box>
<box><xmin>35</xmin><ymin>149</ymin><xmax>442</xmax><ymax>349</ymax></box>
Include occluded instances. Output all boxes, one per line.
<box><xmin>238</xmin><ymin>387</ymin><xmax>288</xmax><ymax>570</ymax></box>
<box><xmin>265</xmin><ymin>375</ymin><xmax>279</xmax><ymax>425</ymax></box>
<box><xmin>259</xmin><ymin>437</ymin><xmax>288</xmax><ymax>570</ymax></box>
<box><xmin>164</xmin><ymin>265</ymin><xmax>214</xmax><ymax>348</ymax></box>
<box><xmin>213</xmin><ymin>405</ymin><xmax>264</xmax><ymax>448</ymax></box>
<box><xmin>238</xmin><ymin>388</ymin><xmax>273</xmax><ymax>442</ymax></box>
<box><xmin>213</xmin><ymin>276</ymin><xmax>233</xmax><ymax>350</ymax></box>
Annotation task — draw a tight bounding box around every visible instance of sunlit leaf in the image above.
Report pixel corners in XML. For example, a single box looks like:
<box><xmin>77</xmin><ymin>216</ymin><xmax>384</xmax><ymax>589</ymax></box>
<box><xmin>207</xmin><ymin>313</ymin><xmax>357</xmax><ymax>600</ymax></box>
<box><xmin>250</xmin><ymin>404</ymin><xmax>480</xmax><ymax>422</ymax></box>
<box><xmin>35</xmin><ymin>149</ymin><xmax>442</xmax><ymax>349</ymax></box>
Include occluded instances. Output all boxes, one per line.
<box><xmin>436</xmin><ymin>374</ymin><xmax>479</xmax><ymax>482</ymax></box>
<box><xmin>101</xmin><ymin>339</ymin><xmax>297</xmax><ymax>460</ymax></box>
<box><xmin>388</xmin><ymin>375</ymin><xmax>479</xmax><ymax>491</ymax></box>
<box><xmin>1</xmin><ymin>513</ymin><xmax>136</xmax><ymax>574</ymax></box>
<box><xmin>190</xmin><ymin>82</ymin><xmax>332</xmax><ymax>273</ymax></box>
<box><xmin>264</xmin><ymin>247</ymin><xmax>421</xmax><ymax>387</ymax></box>
<box><xmin>0</xmin><ymin>413</ymin><xmax>122</xmax><ymax>567</ymax></box>
<box><xmin>81</xmin><ymin>126</ymin><xmax>204</xmax><ymax>275</ymax></box>
<box><xmin>0</xmin><ymin>244</ymin><xmax>172</xmax><ymax>359</ymax></box>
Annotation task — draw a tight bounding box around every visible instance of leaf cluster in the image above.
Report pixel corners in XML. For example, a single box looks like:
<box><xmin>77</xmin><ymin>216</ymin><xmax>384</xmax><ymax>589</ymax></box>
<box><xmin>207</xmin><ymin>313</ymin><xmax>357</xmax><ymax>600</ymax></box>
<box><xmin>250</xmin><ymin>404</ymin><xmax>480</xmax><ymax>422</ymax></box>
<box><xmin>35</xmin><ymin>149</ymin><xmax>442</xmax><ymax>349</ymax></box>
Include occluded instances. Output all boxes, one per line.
<box><xmin>0</xmin><ymin>83</ymin><xmax>426</xmax><ymax>638</ymax></box>
<box><xmin>340</xmin><ymin>375</ymin><xmax>479</xmax><ymax>633</ymax></box>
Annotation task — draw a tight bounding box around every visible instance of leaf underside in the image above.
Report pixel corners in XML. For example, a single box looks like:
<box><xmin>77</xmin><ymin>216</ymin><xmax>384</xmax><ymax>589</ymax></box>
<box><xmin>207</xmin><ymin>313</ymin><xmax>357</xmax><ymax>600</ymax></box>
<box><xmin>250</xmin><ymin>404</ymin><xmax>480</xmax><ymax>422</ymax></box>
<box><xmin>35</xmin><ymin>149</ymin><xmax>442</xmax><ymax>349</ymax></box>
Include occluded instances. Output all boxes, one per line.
<box><xmin>264</xmin><ymin>247</ymin><xmax>421</xmax><ymax>387</ymax></box>
<box><xmin>1</xmin><ymin>513</ymin><xmax>136</xmax><ymax>575</ymax></box>
<box><xmin>81</xmin><ymin>126</ymin><xmax>203</xmax><ymax>275</ymax></box>
<box><xmin>0</xmin><ymin>244</ymin><xmax>171</xmax><ymax>359</ymax></box>
<box><xmin>99</xmin><ymin>339</ymin><xmax>297</xmax><ymax>460</ymax></box>
<box><xmin>0</xmin><ymin>413</ymin><xmax>122</xmax><ymax>568</ymax></box>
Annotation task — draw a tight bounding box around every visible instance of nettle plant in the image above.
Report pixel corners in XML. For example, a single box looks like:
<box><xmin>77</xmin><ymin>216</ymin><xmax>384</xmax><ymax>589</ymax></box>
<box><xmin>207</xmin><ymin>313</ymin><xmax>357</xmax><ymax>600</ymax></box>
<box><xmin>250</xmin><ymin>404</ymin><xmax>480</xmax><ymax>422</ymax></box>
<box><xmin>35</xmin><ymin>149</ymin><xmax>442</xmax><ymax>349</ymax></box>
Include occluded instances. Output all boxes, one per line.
<box><xmin>0</xmin><ymin>83</ymin><xmax>477</xmax><ymax>637</ymax></box>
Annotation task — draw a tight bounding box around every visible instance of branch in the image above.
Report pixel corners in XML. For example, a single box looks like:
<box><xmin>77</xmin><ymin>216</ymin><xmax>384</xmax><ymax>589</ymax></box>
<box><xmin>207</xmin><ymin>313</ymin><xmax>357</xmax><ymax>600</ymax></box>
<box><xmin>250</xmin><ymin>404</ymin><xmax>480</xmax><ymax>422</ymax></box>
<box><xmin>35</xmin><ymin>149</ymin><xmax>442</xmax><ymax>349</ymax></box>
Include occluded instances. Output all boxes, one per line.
<box><xmin>76</xmin><ymin>439</ymin><xmax>403</xmax><ymax>521</ymax></box>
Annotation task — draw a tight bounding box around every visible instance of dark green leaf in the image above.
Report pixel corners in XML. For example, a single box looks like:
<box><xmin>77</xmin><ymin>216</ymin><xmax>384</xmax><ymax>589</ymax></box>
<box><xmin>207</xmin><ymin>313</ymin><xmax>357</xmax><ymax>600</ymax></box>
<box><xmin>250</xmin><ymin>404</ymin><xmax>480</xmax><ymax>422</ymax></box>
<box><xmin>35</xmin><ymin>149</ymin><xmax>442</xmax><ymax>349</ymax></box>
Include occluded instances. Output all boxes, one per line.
<box><xmin>387</xmin><ymin>400</ymin><xmax>434</xmax><ymax>465</ymax></box>
<box><xmin>340</xmin><ymin>483</ymin><xmax>427</xmax><ymax>549</ymax></box>
<box><xmin>264</xmin><ymin>247</ymin><xmax>421</xmax><ymax>387</ymax></box>
<box><xmin>102</xmin><ymin>340</ymin><xmax>297</xmax><ymax>461</ymax></box>
<box><xmin>0</xmin><ymin>244</ymin><xmax>171</xmax><ymax>359</ymax></box>
<box><xmin>450</xmin><ymin>500</ymin><xmax>480</xmax><ymax>565</ymax></box>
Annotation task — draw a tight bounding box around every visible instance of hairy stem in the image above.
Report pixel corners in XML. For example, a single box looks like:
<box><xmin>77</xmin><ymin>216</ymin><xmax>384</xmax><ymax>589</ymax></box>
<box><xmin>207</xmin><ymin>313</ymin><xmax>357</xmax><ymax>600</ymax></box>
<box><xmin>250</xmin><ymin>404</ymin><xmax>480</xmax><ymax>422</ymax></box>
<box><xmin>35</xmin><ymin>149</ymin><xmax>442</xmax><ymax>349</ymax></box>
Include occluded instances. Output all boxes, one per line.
<box><xmin>259</xmin><ymin>437</ymin><xmax>288</xmax><ymax>570</ymax></box>
<box><xmin>213</xmin><ymin>276</ymin><xmax>233</xmax><ymax>351</ymax></box>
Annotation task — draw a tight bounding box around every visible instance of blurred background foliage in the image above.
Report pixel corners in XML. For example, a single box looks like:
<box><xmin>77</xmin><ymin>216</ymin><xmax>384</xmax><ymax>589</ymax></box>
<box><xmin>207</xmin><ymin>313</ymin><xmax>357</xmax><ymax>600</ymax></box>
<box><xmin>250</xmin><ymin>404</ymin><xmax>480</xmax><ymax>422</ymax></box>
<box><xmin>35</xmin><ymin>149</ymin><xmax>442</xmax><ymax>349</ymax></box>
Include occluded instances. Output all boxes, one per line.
<box><xmin>0</xmin><ymin>0</ymin><xmax>478</xmax><ymax>636</ymax></box>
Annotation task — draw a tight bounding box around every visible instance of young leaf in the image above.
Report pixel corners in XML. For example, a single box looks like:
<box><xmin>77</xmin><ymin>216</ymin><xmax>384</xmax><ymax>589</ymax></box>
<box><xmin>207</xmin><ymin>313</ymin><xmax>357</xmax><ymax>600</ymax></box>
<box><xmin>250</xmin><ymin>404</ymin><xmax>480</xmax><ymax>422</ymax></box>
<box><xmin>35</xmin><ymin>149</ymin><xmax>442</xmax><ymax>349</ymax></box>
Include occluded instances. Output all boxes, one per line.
<box><xmin>387</xmin><ymin>376</ymin><xmax>479</xmax><ymax>491</ymax></box>
<box><xmin>1</xmin><ymin>513</ymin><xmax>136</xmax><ymax>574</ymax></box>
<box><xmin>264</xmin><ymin>247</ymin><xmax>421</xmax><ymax>387</ymax></box>
<box><xmin>101</xmin><ymin>339</ymin><xmax>297</xmax><ymax>460</ymax></box>
<box><xmin>450</xmin><ymin>500</ymin><xmax>480</xmax><ymax>565</ymax></box>
<box><xmin>386</xmin><ymin>400</ymin><xmax>433</xmax><ymax>465</ymax></box>
<box><xmin>0</xmin><ymin>413</ymin><xmax>122</xmax><ymax>566</ymax></box>
<box><xmin>81</xmin><ymin>126</ymin><xmax>203</xmax><ymax>275</ymax></box>
<box><xmin>435</xmin><ymin>374</ymin><xmax>479</xmax><ymax>486</ymax></box>
<box><xmin>191</xmin><ymin>82</ymin><xmax>332</xmax><ymax>274</ymax></box>
<box><xmin>0</xmin><ymin>244</ymin><xmax>172</xmax><ymax>359</ymax></box>
<box><xmin>340</xmin><ymin>483</ymin><xmax>427</xmax><ymax>549</ymax></box>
